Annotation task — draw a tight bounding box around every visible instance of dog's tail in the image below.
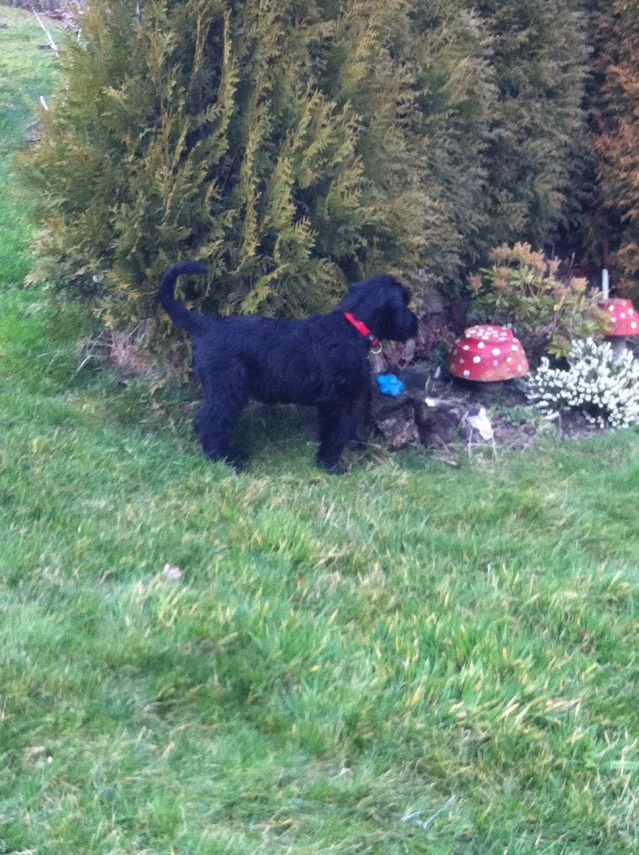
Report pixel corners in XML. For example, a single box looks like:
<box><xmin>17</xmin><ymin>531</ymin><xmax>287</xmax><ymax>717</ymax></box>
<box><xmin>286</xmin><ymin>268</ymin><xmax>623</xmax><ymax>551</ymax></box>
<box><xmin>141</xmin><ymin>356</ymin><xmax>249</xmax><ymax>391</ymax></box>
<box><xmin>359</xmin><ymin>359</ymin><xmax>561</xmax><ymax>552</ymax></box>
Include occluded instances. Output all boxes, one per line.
<box><xmin>158</xmin><ymin>261</ymin><xmax>208</xmax><ymax>332</ymax></box>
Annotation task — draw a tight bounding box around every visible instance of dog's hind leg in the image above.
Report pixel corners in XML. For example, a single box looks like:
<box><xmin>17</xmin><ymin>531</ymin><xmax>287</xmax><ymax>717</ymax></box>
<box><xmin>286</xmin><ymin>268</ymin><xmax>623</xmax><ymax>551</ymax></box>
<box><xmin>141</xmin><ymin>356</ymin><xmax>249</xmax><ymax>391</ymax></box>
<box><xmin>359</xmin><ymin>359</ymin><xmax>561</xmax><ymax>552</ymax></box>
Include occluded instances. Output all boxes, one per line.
<box><xmin>316</xmin><ymin>403</ymin><xmax>356</xmax><ymax>473</ymax></box>
<box><xmin>194</xmin><ymin>403</ymin><xmax>247</xmax><ymax>468</ymax></box>
<box><xmin>194</xmin><ymin>376</ymin><xmax>249</xmax><ymax>468</ymax></box>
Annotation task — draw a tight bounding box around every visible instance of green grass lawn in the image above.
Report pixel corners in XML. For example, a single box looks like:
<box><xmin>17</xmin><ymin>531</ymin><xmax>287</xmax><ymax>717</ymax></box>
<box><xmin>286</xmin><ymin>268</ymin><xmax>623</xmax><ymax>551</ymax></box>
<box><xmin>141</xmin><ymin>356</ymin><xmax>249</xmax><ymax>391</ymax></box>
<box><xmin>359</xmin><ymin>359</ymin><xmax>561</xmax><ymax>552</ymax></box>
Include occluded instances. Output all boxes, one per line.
<box><xmin>2</xmin><ymin>8</ymin><xmax>639</xmax><ymax>853</ymax></box>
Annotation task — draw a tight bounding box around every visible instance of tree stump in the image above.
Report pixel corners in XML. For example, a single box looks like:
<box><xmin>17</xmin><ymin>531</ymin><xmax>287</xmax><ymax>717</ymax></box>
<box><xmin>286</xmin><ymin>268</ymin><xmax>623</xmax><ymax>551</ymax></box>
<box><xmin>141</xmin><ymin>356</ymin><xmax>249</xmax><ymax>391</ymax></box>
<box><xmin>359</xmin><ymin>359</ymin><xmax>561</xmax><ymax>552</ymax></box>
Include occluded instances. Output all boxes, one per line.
<box><xmin>369</xmin><ymin>366</ymin><xmax>469</xmax><ymax>450</ymax></box>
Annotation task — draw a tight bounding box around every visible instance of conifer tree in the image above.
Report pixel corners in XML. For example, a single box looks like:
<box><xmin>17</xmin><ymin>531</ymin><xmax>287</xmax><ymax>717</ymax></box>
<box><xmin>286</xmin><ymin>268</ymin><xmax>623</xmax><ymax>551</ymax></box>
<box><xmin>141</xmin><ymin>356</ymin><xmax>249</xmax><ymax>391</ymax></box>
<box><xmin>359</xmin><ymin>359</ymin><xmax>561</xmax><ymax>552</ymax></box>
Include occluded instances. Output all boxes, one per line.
<box><xmin>22</xmin><ymin>0</ymin><xmax>598</xmax><ymax>339</ymax></box>
<box><xmin>475</xmin><ymin>0</ymin><xmax>589</xmax><ymax>250</ymax></box>
<box><xmin>317</xmin><ymin>0</ymin><xmax>498</xmax><ymax>285</ymax></box>
<box><xmin>549</xmin><ymin>0</ymin><xmax>611</xmax><ymax>270</ymax></box>
<box><xmin>22</xmin><ymin>0</ymin><xmax>434</xmax><ymax>325</ymax></box>
<box><xmin>401</xmin><ymin>0</ymin><xmax>498</xmax><ymax>279</ymax></box>
<box><xmin>593</xmin><ymin>0</ymin><xmax>639</xmax><ymax>293</ymax></box>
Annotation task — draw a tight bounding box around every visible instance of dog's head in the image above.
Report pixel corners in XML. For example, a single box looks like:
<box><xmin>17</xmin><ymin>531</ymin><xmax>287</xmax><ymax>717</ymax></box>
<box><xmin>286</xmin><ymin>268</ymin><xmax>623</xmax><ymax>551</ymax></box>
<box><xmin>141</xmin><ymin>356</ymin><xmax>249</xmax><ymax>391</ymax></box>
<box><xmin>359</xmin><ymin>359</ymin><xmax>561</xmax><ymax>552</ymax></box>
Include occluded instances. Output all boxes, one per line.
<box><xmin>342</xmin><ymin>275</ymin><xmax>418</xmax><ymax>342</ymax></box>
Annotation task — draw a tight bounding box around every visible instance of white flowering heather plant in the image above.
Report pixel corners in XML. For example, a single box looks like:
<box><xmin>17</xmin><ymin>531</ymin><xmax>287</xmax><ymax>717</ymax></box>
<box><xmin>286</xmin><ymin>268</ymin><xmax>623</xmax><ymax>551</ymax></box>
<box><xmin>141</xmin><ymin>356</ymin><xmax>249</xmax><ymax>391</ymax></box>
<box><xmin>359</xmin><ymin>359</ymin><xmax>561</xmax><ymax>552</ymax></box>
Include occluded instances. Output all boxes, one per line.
<box><xmin>526</xmin><ymin>339</ymin><xmax>639</xmax><ymax>429</ymax></box>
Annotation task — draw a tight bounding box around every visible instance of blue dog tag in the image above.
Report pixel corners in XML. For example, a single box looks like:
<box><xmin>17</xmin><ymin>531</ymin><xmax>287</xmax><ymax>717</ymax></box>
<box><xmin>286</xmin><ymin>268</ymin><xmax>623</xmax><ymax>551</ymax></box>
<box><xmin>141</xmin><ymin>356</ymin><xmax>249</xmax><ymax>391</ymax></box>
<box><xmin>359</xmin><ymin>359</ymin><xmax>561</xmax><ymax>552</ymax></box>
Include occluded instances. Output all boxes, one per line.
<box><xmin>376</xmin><ymin>374</ymin><xmax>406</xmax><ymax>397</ymax></box>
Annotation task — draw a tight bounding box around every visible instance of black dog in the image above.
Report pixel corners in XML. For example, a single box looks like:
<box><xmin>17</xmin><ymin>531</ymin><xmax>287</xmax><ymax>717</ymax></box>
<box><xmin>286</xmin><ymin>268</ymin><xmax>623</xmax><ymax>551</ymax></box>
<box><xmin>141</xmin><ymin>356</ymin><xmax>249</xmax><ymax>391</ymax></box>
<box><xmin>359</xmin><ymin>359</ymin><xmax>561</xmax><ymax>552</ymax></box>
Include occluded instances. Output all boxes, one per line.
<box><xmin>159</xmin><ymin>261</ymin><xmax>417</xmax><ymax>471</ymax></box>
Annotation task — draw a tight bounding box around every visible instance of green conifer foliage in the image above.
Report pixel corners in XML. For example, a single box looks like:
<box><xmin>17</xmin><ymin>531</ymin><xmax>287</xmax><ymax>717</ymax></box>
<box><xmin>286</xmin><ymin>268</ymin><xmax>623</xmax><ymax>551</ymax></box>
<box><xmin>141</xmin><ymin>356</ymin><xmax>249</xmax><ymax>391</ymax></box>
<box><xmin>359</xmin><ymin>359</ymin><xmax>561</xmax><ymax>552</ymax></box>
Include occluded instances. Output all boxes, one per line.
<box><xmin>23</xmin><ymin>0</ymin><xmax>431</xmax><ymax>325</ymax></box>
<box><xmin>476</xmin><ymin>0</ymin><xmax>589</xmax><ymax>249</ymax></box>
<box><xmin>408</xmin><ymin>0</ymin><xmax>497</xmax><ymax>275</ymax></box>
<box><xmin>22</xmin><ymin>0</ymin><xmax>595</xmax><ymax>335</ymax></box>
<box><xmin>594</xmin><ymin>0</ymin><xmax>639</xmax><ymax>295</ymax></box>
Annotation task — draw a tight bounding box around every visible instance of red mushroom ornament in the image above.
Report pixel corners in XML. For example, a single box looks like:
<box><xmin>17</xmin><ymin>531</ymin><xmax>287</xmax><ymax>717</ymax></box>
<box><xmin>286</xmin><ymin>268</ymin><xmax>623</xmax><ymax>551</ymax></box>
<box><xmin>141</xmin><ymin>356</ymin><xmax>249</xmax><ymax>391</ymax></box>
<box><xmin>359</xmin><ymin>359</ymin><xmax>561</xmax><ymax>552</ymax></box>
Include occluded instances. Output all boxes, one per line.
<box><xmin>599</xmin><ymin>298</ymin><xmax>639</xmax><ymax>358</ymax></box>
<box><xmin>447</xmin><ymin>325</ymin><xmax>529</xmax><ymax>382</ymax></box>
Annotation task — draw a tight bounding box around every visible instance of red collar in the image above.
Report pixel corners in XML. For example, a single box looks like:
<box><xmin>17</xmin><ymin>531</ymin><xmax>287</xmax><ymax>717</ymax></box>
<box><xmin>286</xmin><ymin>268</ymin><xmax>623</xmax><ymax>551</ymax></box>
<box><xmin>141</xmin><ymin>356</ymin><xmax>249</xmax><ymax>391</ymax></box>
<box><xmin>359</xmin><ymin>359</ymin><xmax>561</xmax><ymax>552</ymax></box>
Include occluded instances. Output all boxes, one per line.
<box><xmin>343</xmin><ymin>312</ymin><xmax>381</xmax><ymax>353</ymax></box>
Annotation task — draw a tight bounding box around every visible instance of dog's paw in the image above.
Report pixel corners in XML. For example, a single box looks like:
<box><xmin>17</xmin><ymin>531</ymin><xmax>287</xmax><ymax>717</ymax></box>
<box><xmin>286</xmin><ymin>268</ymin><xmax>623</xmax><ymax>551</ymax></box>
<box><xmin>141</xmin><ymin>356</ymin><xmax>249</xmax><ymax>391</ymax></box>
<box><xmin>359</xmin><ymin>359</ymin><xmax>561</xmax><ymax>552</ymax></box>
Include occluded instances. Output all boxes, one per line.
<box><xmin>317</xmin><ymin>458</ymin><xmax>348</xmax><ymax>476</ymax></box>
<box><xmin>348</xmin><ymin>437</ymin><xmax>368</xmax><ymax>452</ymax></box>
<box><xmin>205</xmin><ymin>449</ymin><xmax>249</xmax><ymax>472</ymax></box>
<box><xmin>225</xmin><ymin>451</ymin><xmax>249</xmax><ymax>472</ymax></box>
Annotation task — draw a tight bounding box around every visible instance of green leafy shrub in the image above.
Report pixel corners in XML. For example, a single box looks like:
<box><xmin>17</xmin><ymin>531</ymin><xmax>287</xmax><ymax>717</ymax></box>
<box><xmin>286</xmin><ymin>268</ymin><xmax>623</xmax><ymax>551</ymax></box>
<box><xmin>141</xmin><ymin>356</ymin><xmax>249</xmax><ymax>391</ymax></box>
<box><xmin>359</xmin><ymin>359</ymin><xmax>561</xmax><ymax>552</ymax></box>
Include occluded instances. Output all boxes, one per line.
<box><xmin>469</xmin><ymin>242</ymin><xmax>609</xmax><ymax>362</ymax></box>
<box><xmin>526</xmin><ymin>338</ymin><xmax>639</xmax><ymax>429</ymax></box>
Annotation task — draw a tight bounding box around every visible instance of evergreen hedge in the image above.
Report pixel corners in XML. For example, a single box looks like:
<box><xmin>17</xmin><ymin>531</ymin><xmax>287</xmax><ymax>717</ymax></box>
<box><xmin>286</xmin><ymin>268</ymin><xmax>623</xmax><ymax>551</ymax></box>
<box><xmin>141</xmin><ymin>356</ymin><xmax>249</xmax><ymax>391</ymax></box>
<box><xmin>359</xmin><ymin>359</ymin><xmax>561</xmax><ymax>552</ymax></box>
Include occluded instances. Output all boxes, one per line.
<box><xmin>593</xmin><ymin>0</ymin><xmax>639</xmax><ymax>298</ymax></box>
<box><xmin>21</xmin><ymin>0</ymin><xmax>593</xmax><ymax>332</ymax></box>
<box><xmin>23</xmin><ymin>0</ymin><xmax>433</xmax><ymax>325</ymax></box>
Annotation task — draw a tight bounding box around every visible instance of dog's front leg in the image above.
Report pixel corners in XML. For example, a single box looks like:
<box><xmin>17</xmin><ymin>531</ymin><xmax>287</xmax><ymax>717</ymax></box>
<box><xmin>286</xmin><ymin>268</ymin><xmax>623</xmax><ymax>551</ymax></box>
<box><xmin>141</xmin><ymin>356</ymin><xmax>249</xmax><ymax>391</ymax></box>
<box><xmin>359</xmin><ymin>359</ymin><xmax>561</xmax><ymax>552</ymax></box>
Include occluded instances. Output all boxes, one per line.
<box><xmin>316</xmin><ymin>403</ymin><xmax>355</xmax><ymax>473</ymax></box>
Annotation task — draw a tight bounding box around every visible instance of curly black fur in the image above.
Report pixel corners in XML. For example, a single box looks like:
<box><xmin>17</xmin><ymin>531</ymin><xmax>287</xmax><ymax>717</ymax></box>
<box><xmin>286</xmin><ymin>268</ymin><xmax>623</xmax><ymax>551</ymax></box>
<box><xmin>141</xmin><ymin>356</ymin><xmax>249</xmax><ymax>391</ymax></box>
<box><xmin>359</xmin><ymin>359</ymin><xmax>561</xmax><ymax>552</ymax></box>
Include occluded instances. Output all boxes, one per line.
<box><xmin>159</xmin><ymin>261</ymin><xmax>417</xmax><ymax>471</ymax></box>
